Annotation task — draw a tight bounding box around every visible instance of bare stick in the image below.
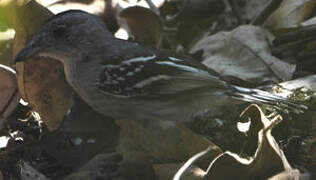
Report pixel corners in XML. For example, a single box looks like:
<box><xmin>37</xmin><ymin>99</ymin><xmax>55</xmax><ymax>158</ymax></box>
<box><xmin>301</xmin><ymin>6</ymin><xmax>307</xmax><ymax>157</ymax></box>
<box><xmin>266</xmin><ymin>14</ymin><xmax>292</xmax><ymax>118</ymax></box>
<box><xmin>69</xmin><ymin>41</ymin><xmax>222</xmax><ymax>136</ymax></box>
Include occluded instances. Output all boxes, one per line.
<box><xmin>145</xmin><ymin>0</ymin><xmax>160</xmax><ymax>16</ymax></box>
<box><xmin>251</xmin><ymin>0</ymin><xmax>284</xmax><ymax>25</ymax></box>
<box><xmin>273</xmin><ymin>24</ymin><xmax>316</xmax><ymax>46</ymax></box>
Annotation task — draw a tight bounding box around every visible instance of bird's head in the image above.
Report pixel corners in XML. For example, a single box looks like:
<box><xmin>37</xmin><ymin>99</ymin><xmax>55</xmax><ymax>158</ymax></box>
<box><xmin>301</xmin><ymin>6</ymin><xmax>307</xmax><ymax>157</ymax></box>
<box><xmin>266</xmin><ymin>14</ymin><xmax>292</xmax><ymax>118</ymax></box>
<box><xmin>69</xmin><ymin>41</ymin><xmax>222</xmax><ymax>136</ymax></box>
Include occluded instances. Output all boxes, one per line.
<box><xmin>14</xmin><ymin>10</ymin><xmax>112</xmax><ymax>64</ymax></box>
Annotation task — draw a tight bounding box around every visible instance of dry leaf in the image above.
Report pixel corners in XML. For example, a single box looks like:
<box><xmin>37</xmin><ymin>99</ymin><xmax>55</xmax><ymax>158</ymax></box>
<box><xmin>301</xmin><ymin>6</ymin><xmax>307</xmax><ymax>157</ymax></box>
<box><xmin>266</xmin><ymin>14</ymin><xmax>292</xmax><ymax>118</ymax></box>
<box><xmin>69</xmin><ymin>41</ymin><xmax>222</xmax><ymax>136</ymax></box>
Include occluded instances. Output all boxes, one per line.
<box><xmin>11</xmin><ymin>0</ymin><xmax>73</xmax><ymax>130</ymax></box>
<box><xmin>119</xmin><ymin>6</ymin><xmax>161</xmax><ymax>46</ymax></box>
<box><xmin>63</xmin><ymin>152</ymin><xmax>155</xmax><ymax>180</ymax></box>
<box><xmin>279</xmin><ymin>74</ymin><xmax>316</xmax><ymax>90</ymax></box>
<box><xmin>276</xmin><ymin>75</ymin><xmax>316</xmax><ymax>100</ymax></box>
<box><xmin>0</xmin><ymin>64</ymin><xmax>20</xmax><ymax>129</ymax></box>
<box><xmin>190</xmin><ymin>25</ymin><xmax>295</xmax><ymax>84</ymax></box>
<box><xmin>264</xmin><ymin>0</ymin><xmax>316</xmax><ymax>32</ymax></box>
<box><xmin>154</xmin><ymin>163</ymin><xmax>204</xmax><ymax>180</ymax></box>
<box><xmin>203</xmin><ymin>104</ymin><xmax>294</xmax><ymax>179</ymax></box>
<box><xmin>117</xmin><ymin>120</ymin><xmax>222</xmax><ymax>170</ymax></box>
<box><xmin>268</xmin><ymin>169</ymin><xmax>300</xmax><ymax>180</ymax></box>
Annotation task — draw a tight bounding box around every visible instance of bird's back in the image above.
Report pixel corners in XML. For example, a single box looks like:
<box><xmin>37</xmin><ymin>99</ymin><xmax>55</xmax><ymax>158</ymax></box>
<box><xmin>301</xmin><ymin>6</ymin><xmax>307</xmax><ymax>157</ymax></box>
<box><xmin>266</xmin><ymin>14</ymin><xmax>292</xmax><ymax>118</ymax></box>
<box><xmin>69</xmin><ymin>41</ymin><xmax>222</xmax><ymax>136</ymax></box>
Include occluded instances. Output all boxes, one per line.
<box><xmin>71</xmin><ymin>38</ymin><xmax>233</xmax><ymax>122</ymax></box>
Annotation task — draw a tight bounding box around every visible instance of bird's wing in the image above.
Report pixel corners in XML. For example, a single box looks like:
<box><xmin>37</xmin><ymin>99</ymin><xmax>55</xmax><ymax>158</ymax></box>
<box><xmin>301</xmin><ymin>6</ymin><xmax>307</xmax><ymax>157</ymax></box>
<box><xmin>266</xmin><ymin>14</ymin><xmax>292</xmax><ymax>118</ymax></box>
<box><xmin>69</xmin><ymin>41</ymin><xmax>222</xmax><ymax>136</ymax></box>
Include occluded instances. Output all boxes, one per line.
<box><xmin>95</xmin><ymin>41</ymin><xmax>230</xmax><ymax>97</ymax></box>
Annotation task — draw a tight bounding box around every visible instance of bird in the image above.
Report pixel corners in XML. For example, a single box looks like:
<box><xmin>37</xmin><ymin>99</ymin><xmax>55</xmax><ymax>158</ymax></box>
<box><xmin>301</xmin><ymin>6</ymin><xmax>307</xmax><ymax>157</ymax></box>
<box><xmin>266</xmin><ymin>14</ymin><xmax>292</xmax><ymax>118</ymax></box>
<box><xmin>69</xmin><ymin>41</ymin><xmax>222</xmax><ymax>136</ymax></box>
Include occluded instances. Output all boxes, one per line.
<box><xmin>14</xmin><ymin>10</ymin><xmax>307</xmax><ymax>123</ymax></box>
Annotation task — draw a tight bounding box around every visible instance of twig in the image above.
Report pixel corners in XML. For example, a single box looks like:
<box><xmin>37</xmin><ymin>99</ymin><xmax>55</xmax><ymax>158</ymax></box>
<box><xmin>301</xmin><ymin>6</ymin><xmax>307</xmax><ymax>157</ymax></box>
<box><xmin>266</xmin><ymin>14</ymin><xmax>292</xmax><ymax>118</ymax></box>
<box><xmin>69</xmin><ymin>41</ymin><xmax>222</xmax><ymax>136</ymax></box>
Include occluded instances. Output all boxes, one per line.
<box><xmin>251</xmin><ymin>0</ymin><xmax>284</xmax><ymax>25</ymax></box>
<box><xmin>145</xmin><ymin>0</ymin><xmax>160</xmax><ymax>16</ymax></box>
<box><xmin>272</xmin><ymin>36</ymin><xmax>316</xmax><ymax>57</ymax></box>
<box><xmin>273</xmin><ymin>24</ymin><xmax>316</xmax><ymax>46</ymax></box>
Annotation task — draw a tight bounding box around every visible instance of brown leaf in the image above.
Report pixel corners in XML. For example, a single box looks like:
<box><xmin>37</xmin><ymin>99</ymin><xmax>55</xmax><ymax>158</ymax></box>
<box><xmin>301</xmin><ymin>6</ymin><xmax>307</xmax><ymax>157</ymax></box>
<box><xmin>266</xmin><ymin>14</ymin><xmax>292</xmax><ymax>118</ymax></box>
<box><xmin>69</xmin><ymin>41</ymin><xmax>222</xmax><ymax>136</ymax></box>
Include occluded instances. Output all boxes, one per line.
<box><xmin>264</xmin><ymin>0</ymin><xmax>316</xmax><ymax>33</ymax></box>
<box><xmin>268</xmin><ymin>169</ymin><xmax>300</xmax><ymax>180</ymax></box>
<box><xmin>203</xmin><ymin>104</ymin><xmax>294</xmax><ymax>179</ymax></box>
<box><xmin>0</xmin><ymin>64</ymin><xmax>20</xmax><ymax>129</ymax></box>
<box><xmin>119</xmin><ymin>6</ymin><xmax>161</xmax><ymax>46</ymax></box>
<box><xmin>11</xmin><ymin>0</ymin><xmax>73</xmax><ymax>131</ymax></box>
<box><xmin>278</xmin><ymin>74</ymin><xmax>316</xmax><ymax>92</ymax></box>
<box><xmin>116</xmin><ymin>120</ymin><xmax>222</xmax><ymax>170</ymax></box>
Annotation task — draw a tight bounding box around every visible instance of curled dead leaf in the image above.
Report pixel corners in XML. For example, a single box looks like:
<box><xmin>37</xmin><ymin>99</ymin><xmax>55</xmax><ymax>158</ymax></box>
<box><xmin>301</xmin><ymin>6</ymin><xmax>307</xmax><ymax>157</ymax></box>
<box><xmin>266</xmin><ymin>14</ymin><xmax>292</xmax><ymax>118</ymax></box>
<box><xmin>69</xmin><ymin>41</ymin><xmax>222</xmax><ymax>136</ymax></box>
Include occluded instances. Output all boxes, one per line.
<box><xmin>264</xmin><ymin>0</ymin><xmax>316</xmax><ymax>33</ymax></box>
<box><xmin>11</xmin><ymin>0</ymin><xmax>73</xmax><ymax>130</ymax></box>
<box><xmin>204</xmin><ymin>104</ymin><xmax>293</xmax><ymax>179</ymax></box>
<box><xmin>119</xmin><ymin>5</ymin><xmax>161</xmax><ymax>46</ymax></box>
<box><xmin>175</xmin><ymin>104</ymin><xmax>296</xmax><ymax>180</ymax></box>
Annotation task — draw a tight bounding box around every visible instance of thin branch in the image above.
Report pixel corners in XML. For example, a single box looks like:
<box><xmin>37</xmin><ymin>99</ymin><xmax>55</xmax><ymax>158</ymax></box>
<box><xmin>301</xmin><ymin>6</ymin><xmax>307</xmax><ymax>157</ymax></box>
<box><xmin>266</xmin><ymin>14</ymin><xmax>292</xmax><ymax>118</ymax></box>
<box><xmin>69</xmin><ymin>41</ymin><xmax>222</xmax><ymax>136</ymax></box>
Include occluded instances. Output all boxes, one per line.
<box><xmin>251</xmin><ymin>0</ymin><xmax>284</xmax><ymax>25</ymax></box>
<box><xmin>145</xmin><ymin>0</ymin><xmax>160</xmax><ymax>16</ymax></box>
<box><xmin>273</xmin><ymin>24</ymin><xmax>316</xmax><ymax>46</ymax></box>
<box><xmin>272</xmin><ymin>36</ymin><xmax>316</xmax><ymax>59</ymax></box>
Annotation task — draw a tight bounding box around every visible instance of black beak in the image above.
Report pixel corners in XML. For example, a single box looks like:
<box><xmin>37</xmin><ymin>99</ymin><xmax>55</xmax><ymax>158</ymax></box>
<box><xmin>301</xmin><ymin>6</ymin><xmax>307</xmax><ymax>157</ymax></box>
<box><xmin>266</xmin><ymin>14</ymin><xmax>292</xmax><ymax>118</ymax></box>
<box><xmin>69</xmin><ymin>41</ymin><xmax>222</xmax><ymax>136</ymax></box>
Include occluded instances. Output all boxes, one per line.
<box><xmin>14</xmin><ymin>41</ymin><xmax>41</xmax><ymax>63</ymax></box>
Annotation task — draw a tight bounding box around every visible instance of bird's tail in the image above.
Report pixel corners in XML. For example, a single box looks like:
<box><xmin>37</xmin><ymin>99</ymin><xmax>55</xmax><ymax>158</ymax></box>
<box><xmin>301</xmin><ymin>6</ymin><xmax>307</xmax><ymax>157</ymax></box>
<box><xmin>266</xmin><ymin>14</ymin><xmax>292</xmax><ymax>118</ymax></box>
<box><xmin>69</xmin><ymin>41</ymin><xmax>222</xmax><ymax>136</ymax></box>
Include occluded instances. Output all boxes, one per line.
<box><xmin>230</xmin><ymin>85</ymin><xmax>308</xmax><ymax>112</ymax></box>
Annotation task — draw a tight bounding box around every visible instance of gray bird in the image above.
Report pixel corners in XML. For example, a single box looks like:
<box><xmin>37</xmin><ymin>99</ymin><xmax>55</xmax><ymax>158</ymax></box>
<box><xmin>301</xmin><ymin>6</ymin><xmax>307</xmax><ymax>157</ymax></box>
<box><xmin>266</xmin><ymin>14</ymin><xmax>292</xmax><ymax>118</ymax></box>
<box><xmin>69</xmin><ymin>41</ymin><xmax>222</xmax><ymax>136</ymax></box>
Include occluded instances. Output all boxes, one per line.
<box><xmin>15</xmin><ymin>10</ymin><xmax>307</xmax><ymax>123</ymax></box>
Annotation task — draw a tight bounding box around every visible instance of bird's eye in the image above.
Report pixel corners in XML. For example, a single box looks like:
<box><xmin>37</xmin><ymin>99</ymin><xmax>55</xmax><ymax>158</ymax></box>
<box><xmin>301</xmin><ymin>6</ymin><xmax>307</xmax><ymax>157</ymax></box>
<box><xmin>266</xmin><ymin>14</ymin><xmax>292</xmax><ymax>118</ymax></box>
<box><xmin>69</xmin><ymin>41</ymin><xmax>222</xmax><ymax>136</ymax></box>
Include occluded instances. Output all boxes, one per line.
<box><xmin>53</xmin><ymin>25</ymin><xmax>68</xmax><ymax>39</ymax></box>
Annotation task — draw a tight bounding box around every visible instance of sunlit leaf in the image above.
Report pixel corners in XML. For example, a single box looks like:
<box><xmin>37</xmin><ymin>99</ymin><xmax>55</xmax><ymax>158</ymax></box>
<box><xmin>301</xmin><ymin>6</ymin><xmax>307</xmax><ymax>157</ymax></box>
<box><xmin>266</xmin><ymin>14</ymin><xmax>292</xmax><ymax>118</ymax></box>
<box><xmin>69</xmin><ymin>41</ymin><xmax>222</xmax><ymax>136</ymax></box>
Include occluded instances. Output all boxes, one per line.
<box><xmin>264</xmin><ymin>0</ymin><xmax>316</xmax><ymax>32</ymax></box>
<box><xmin>204</xmin><ymin>105</ymin><xmax>295</xmax><ymax>179</ymax></box>
<box><xmin>11</xmin><ymin>0</ymin><xmax>72</xmax><ymax>131</ymax></box>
